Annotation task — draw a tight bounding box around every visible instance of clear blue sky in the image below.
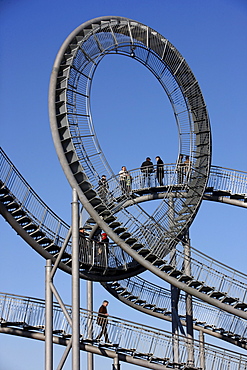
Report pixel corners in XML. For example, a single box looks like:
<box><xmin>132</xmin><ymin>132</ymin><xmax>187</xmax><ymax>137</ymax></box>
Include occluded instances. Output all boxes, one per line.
<box><xmin>0</xmin><ymin>0</ymin><xmax>247</xmax><ymax>369</ymax></box>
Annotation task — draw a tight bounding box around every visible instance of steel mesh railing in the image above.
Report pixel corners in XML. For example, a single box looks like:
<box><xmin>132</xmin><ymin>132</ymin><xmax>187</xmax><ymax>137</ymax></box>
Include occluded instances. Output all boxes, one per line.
<box><xmin>0</xmin><ymin>292</ymin><xmax>246</xmax><ymax>369</ymax></box>
<box><xmin>0</xmin><ymin>148</ymin><xmax>69</xmax><ymax>247</ymax></box>
<box><xmin>97</xmin><ymin>165</ymin><xmax>247</xmax><ymax>202</ymax></box>
<box><xmin>109</xmin><ymin>276</ymin><xmax>247</xmax><ymax>340</ymax></box>
<box><xmin>0</xmin><ymin>148</ymin><xmax>132</xmax><ymax>271</ymax></box>
<box><xmin>167</xmin><ymin>243</ymin><xmax>247</xmax><ymax>304</ymax></box>
<box><xmin>208</xmin><ymin>166</ymin><xmax>247</xmax><ymax>196</ymax></box>
<box><xmin>52</xmin><ymin>17</ymin><xmax>211</xmax><ymax>261</ymax></box>
<box><xmin>1</xmin><ymin>146</ymin><xmax>246</xmax><ymax>284</ymax></box>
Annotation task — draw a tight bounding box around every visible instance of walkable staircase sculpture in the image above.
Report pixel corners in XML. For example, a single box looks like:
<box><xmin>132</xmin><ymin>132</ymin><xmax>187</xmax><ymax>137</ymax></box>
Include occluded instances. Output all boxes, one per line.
<box><xmin>1</xmin><ymin>15</ymin><xmax>247</xmax><ymax>370</ymax></box>
<box><xmin>103</xmin><ymin>276</ymin><xmax>247</xmax><ymax>350</ymax></box>
<box><xmin>1</xmin><ymin>147</ymin><xmax>247</xmax><ymax>355</ymax></box>
<box><xmin>1</xmin><ymin>292</ymin><xmax>247</xmax><ymax>370</ymax></box>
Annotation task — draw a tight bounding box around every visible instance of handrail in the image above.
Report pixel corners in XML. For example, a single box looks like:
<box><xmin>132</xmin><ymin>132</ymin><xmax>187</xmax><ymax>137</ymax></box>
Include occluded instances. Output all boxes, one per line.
<box><xmin>0</xmin><ymin>147</ymin><xmax>70</xmax><ymax>249</ymax></box>
<box><xmin>208</xmin><ymin>165</ymin><xmax>247</xmax><ymax>195</ymax></box>
<box><xmin>1</xmin><ymin>147</ymin><xmax>247</xmax><ymax>300</ymax></box>
<box><xmin>106</xmin><ymin>276</ymin><xmax>247</xmax><ymax>341</ymax></box>
<box><xmin>170</xmin><ymin>242</ymin><xmax>247</xmax><ymax>303</ymax></box>
<box><xmin>0</xmin><ymin>292</ymin><xmax>246</xmax><ymax>369</ymax></box>
<box><xmin>95</xmin><ymin>164</ymin><xmax>247</xmax><ymax>201</ymax></box>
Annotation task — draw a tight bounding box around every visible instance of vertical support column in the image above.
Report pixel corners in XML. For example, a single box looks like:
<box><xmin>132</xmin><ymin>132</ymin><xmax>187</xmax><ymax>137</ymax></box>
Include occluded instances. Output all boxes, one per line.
<box><xmin>87</xmin><ymin>280</ymin><xmax>94</xmax><ymax>370</ymax></box>
<box><xmin>183</xmin><ymin>231</ymin><xmax>194</xmax><ymax>366</ymax></box>
<box><xmin>171</xmin><ymin>285</ymin><xmax>179</xmax><ymax>366</ymax></box>
<box><xmin>45</xmin><ymin>259</ymin><xmax>53</xmax><ymax>370</ymax></box>
<box><xmin>72</xmin><ymin>188</ymin><xmax>80</xmax><ymax>370</ymax></box>
<box><xmin>112</xmin><ymin>355</ymin><xmax>120</xmax><ymax>370</ymax></box>
<box><xmin>199</xmin><ymin>331</ymin><xmax>205</xmax><ymax>370</ymax></box>
<box><xmin>169</xmin><ymin>196</ymin><xmax>179</xmax><ymax>366</ymax></box>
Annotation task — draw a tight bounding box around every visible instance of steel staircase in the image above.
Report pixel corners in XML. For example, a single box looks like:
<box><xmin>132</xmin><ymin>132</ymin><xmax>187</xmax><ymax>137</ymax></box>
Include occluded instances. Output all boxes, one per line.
<box><xmin>102</xmin><ymin>276</ymin><xmax>247</xmax><ymax>349</ymax></box>
<box><xmin>1</xmin><ymin>292</ymin><xmax>246</xmax><ymax>370</ymax></box>
<box><xmin>0</xmin><ymin>147</ymin><xmax>247</xmax><ymax>320</ymax></box>
<box><xmin>49</xmin><ymin>16</ymin><xmax>212</xmax><ymax>274</ymax></box>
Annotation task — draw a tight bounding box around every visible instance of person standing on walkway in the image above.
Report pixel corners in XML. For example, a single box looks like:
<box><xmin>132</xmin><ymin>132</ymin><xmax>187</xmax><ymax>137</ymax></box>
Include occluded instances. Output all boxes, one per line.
<box><xmin>140</xmin><ymin>157</ymin><xmax>154</xmax><ymax>188</ymax></box>
<box><xmin>155</xmin><ymin>156</ymin><xmax>164</xmax><ymax>186</ymax></box>
<box><xmin>98</xmin><ymin>174</ymin><xmax>109</xmax><ymax>201</ymax></box>
<box><xmin>119</xmin><ymin>166</ymin><xmax>132</xmax><ymax>194</ymax></box>
<box><xmin>184</xmin><ymin>155</ymin><xmax>192</xmax><ymax>181</ymax></box>
<box><xmin>176</xmin><ymin>154</ymin><xmax>184</xmax><ymax>184</ymax></box>
<box><xmin>96</xmin><ymin>300</ymin><xmax>110</xmax><ymax>343</ymax></box>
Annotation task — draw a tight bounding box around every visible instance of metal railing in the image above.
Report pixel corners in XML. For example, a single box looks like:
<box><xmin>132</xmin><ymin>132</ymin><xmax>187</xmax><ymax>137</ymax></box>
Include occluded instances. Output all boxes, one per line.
<box><xmin>1</xmin><ymin>147</ymin><xmax>247</xmax><ymax>297</ymax></box>
<box><xmin>166</xmin><ymin>242</ymin><xmax>247</xmax><ymax>304</ymax></box>
<box><xmin>1</xmin><ymin>292</ymin><xmax>246</xmax><ymax>369</ymax></box>
<box><xmin>80</xmin><ymin>236</ymin><xmax>247</xmax><ymax>306</ymax></box>
<box><xmin>208</xmin><ymin>166</ymin><xmax>247</xmax><ymax>196</ymax></box>
<box><xmin>0</xmin><ymin>148</ymin><xmax>133</xmax><ymax>271</ymax></box>
<box><xmin>108</xmin><ymin>276</ymin><xmax>247</xmax><ymax>340</ymax></box>
<box><xmin>96</xmin><ymin>165</ymin><xmax>247</xmax><ymax>201</ymax></box>
<box><xmin>0</xmin><ymin>148</ymin><xmax>70</xmax><ymax>250</ymax></box>
<box><xmin>79</xmin><ymin>238</ymin><xmax>133</xmax><ymax>271</ymax></box>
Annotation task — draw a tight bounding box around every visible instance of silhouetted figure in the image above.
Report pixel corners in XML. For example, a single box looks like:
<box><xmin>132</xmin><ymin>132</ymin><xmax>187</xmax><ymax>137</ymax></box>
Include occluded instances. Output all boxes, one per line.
<box><xmin>155</xmin><ymin>156</ymin><xmax>164</xmax><ymax>186</ymax></box>
<box><xmin>141</xmin><ymin>157</ymin><xmax>154</xmax><ymax>188</ymax></box>
<box><xmin>184</xmin><ymin>155</ymin><xmax>192</xmax><ymax>181</ymax></box>
<box><xmin>96</xmin><ymin>300</ymin><xmax>110</xmax><ymax>343</ymax></box>
<box><xmin>98</xmin><ymin>175</ymin><xmax>109</xmax><ymax>201</ymax></box>
<box><xmin>176</xmin><ymin>154</ymin><xmax>184</xmax><ymax>184</ymax></box>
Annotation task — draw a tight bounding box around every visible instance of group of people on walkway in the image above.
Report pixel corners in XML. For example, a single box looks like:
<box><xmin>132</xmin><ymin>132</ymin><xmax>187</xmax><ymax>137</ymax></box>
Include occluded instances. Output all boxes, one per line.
<box><xmin>79</xmin><ymin>227</ymin><xmax>109</xmax><ymax>267</ymax></box>
<box><xmin>140</xmin><ymin>156</ymin><xmax>164</xmax><ymax>187</ymax></box>
<box><xmin>97</xmin><ymin>154</ymin><xmax>192</xmax><ymax>198</ymax></box>
<box><xmin>119</xmin><ymin>156</ymin><xmax>165</xmax><ymax>192</ymax></box>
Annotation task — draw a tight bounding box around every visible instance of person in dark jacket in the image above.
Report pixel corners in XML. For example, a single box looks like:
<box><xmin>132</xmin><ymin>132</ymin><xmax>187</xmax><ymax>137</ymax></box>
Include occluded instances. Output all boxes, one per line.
<box><xmin>140</xmin><ymin>157</ymin><xmax>154</xmax><ymax>188</ymax></box>
<box><xmin>96</xmin><ymin>300</ymin><xmax>110</xmax><ymax>342</ymax></box>
<box><xmin>155</xmin><ymin>156</ymin><xmax>164</xmax><ymax>186</ymax></box>
<box><xmin>176</xmin><ymin>154</ymin><xmax>184</xmax><ymax>184</ymax></box>
<box><xmin>98</xmin><ymin>174</ymin><xmax>109</xmax><ymax>201</ymax></box>
<box><xmin>97</xmin><ymin>233</ymin><xmax>109</xmax><ymax>267</ymax></box>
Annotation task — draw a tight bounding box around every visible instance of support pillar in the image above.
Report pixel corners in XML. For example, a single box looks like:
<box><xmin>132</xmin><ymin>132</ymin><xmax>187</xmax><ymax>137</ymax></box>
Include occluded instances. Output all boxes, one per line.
<box><xmin>87</xmin><ymin>280</ymin><xmax>94</xmax><ymax>370</ymax></box>
<box><xmin>199</xmin><ymin>331</ymin><xmax>205</xmax><ymax>370</ymax></box>
<box><xmin>169</xmin><ymin>196</ymin><xmax>179</xmax><ymax>366</ymax></box>
<box><xmin>112</xmin><ymin>355</ymin><xmax>121</xmax><ymax>370</ymax></box>
<box><xmin>72</xmin><ymin>188</ymin><xmax>80</xmax><ymax>370</ymax></box>
<box><xmin>171</xmin><ymin>285</ymin><xmax>179</xmax><ymax>366</ymax></box>
<box><xmin>45</xmin><ymin>259</ymin><xmax>53</xmax><ymax>370</ymax></box>
<box><xmin>183</xmin><ymin>231</ymin><xmax>194</xmax><ymax>366</ymax></box>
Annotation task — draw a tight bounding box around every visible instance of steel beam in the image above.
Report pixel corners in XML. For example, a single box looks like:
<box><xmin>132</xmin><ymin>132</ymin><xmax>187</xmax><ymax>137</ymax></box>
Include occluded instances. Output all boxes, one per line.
<box><xmin>72</xmin><ymin>188</ymin><xmax>80</xmax><ymax>370</ymax></box>
<box><xmin>45</xmin><ymin>259</ymin><xmax>53</xmax><ymax>370</ymax></box>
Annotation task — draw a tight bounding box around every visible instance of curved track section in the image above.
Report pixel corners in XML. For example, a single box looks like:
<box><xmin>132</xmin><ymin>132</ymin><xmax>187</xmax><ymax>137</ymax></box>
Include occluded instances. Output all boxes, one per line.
<box><xmin>1</xmin><ymin>292</ymin><xmax>247</xmax><ymax>370</ymax></box>
<box><xmin>49</xmin><ymin>16</ymin><xmax>211</xmax><ymax>275</ymax></box>
<box><xmin>102</xmin><ymin>276</ymin><xmax>247</xmax><ymax>350</ymax></box>
<box><xmin>0</xmin><ymin>147</ymin><xmax>247</xmax><ymax>320</ymax></box>
<box><xmin>0</xmin><ymin>150</ymin><xmax>247</xmax><ymax>318</ymax></box>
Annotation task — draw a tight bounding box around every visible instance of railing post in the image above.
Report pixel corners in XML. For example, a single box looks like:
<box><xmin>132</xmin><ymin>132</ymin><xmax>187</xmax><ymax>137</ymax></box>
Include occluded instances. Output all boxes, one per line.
<box><xmin>72</xmin><ymin>188</ymin><xmax>80</xmax><ymax>370</ymax></box>
<box><xmin>45</xmin><ymin>259</ymin><xmax>53</xmax><ymax>370</ymax></box>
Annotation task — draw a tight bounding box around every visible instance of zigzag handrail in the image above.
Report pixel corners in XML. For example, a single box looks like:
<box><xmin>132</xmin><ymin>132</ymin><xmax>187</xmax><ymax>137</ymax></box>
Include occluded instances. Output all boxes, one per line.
<box><xmin>1</xmin><ymin>292</ymin><xmax>246</xmax><ymax>370</ymax></box>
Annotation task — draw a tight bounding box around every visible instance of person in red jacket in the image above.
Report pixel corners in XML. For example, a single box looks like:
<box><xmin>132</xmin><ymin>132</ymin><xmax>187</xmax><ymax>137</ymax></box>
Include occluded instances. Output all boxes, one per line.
<box><xmin>96</xmin><ymin>300</ymin><xmax>110</xmax><ymax>343</ymax></box>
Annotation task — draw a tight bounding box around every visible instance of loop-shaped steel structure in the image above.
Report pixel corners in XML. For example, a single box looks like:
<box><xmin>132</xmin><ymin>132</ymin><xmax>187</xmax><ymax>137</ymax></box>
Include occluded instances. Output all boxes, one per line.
<box><xmin>49</xmin><ymin>16</ymin><xmax>211</xmax><ymax>274</ymax></box>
